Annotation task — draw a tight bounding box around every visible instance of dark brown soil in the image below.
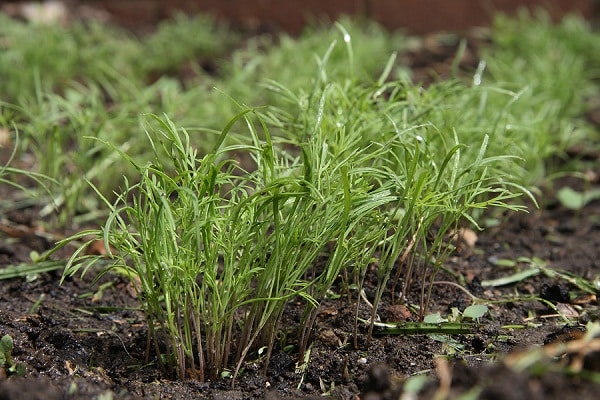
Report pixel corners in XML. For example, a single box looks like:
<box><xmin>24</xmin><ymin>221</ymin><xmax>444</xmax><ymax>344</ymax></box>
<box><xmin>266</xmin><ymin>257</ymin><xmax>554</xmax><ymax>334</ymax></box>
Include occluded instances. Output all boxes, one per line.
<box><xmin>1</xmin><ymin>15</ymin><xmax>600</xmax><ymax>400</ymax></box>
<box><xmin>1</xmin><ymin>177</ymin><xmax>599</xmax><ymax>400</ymax></box>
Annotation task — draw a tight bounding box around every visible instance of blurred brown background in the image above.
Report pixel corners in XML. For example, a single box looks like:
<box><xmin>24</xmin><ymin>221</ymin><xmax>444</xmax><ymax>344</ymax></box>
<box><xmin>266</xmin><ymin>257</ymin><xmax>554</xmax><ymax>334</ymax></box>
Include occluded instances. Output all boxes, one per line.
<box><xmin>1</xmin><ymin>0</ymin><xmax>597</xmax><ymax>32</ymax></box>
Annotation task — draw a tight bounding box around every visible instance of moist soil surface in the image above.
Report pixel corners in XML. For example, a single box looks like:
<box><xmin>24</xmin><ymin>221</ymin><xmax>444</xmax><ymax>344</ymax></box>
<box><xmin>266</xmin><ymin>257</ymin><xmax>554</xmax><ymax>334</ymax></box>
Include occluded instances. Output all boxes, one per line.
<box><xmin>1</xmin><ymin>177</ymin><xmax>600</xmax><ymax>400</ymax></box>
<box><xmin>1</xmin><ymin>20</ymin><xmax>600</xmax><ymax>400</ymax></box>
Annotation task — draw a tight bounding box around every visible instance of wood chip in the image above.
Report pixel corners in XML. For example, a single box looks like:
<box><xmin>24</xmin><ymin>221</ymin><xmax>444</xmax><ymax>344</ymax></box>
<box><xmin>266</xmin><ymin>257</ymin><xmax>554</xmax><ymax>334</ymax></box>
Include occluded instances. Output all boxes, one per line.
<box><xmin>456</xmin><ymin>227</ymin><xmax>478</xmax><ymax>248</ymax></box>
<box><xmin>382</xmin><ymin>304</ymin><xmax>411</xmax><ymax>322</ymax></box>
<box><xmin>572</xmin><ymin>294</ymin><xmax>597</xmax><ymax>305</ymax></box>
<box><xmin>556</xmin><ymin>303</ymin><xmax>579</xmax><ymax>319</ymax></box>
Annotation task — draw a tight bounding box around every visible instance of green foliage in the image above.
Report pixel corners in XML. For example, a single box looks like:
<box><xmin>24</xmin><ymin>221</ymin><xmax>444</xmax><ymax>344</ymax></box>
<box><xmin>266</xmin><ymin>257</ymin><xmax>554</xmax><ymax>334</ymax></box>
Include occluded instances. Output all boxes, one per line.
<box><xmin>423</xmin><ymin>304</ymin><xmax>488</xmax><ymax>324</ymax></box>
<box><xmin>481</xmin><ymin>9</ymin><xmax>600</xmax><ymax>181</ymax></box>
<box><xmin>0</xmin><ymin>15</ymin><xmax>141</xmax><ymax>101</ymax></box>
<box><xmin>0</xmin><ymin>335</ymin><xmax>12</xmax><ymax>366</ymax></box>
<box><xmin>0</xmin><ymin>334</ymin><xmax>26</xmax><ymax>377</ymax></box>
<box><xmin>61</xmin><ymin>108</ymin><xmax>394</xmax><ymax>380</ymax></box>
<box><xmin>61</xmin><ymin>53</ymin><xmax>530</xmax><ymax>380</ymax></box>
<box><xmin>0</xmin><ymin>126</ymin><xmax>53</xmax><ymax>195</ymax></box>
<box><xmin>140</xmin><ymin>13</ymin><xmax>239</xmax><ymax>76</ymax></box>
<box><xmin>0</xmin><ymin>13</ymin><xmax>241</xmax><ymax>224</ymax></box>
<box><xmin>1</xmin><ymin>9</ymin><xmax>599</xmax><ymax>385</ymax></box>
<box><xmin>225</xmin><ymin>17</ymin><xmax>404</xmax><ymax>97</ymax></box>
<box><xmin>462</xmin><ymin>304</ymin><xmax>488</xmax><ymax>320</ymax></box>
<box><xmin>0</xmin><ymin>260</ymin><xmax>65</xmax><ymax>280</ymax></box>
<box><xmin>557</xmin><ymin>187</ymin><xmax>600</xmax><ymax>210</ymax></box>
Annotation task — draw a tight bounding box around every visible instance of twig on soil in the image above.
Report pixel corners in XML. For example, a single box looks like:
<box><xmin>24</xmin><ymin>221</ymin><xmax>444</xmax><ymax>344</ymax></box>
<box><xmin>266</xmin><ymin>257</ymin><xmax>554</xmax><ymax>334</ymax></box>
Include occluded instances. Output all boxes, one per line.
<box><xmin>433</xmin><ymin>357</ymin><xmax>452</xmax><ymax>400</ymax></box>
<box><xmin>364</xmin><ymin>319</ymin><xmax>478</xmax><ymax>336</ymax></box>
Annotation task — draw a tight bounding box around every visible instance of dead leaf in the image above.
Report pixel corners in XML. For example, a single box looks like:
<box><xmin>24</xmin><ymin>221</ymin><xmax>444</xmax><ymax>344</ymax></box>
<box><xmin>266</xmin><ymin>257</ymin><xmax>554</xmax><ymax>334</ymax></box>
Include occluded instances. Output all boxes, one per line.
<box><xmin>434</xmin><ymin>357</ymin><xmax>452</xmax><ymax>400</ymax></box>
<box><xmin>85</xmin><ymin>237</ymin><xmax>114</xmax><ymax>256</ymax></box>
<box><xmin>64</xmin><ymin>360</ymin><xmax>75</xmax><ymax>375</ymax></box>
<box><xmin>456</xmin><ymin>227</ymin><xmax>478</xmax><ymax>248</ymax></box>
<box><xmin>572</xmin><ymin>294</ymin><xmax>597</xmax><ymax>305</ymax></box>
<box><xmin>118</xmin><ymin>278</ymin><xmax>141</xmax><ymax>299</ymax></box>
<box><xmin>382</xmin><ymin>304</ymin><xmax>411</xmax><ymax>322</ymax></box>
<box><xmin>317</xmin><ymin>329</ymin><xmax>341</xmax><ymax>347</ymax></box>
<box><xmin>318</xmin><ymin>306</ymin><xmax>338</xmax><ymax>317</ymax></box>
<box><xmin>0</xmin><ymin>128</ymin><xmax>10</xmax><ymax>148</ymax></box>
<box><xmin>556</xmin><ymin>303</ymin><xmax>579</xmax><ymax>319</ymax></box>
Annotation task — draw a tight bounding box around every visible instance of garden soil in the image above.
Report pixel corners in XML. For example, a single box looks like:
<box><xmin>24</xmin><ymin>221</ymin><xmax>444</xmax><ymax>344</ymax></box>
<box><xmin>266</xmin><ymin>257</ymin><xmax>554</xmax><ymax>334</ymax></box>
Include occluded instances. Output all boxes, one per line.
<box><xmin>1</xmin><ymin>26</ymin><xmax>600</xmax><ymax>400</ymax></box>
<box><xmin>2</xmin><ymin>174</ymin><xmax>600</xmax><ymax>400</ymax></box>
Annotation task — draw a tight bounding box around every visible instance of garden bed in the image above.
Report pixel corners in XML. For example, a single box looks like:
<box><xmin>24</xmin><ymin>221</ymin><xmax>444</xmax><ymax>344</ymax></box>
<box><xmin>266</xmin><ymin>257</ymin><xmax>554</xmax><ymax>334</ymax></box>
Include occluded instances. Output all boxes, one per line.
<box><xmin>1</xmin><ymin>186</ymin><xmax>600</xmax><ymax>400</ymax></box>
<box><xmin>1</xmin><ymin>6</ymin><xmax>600</xmax><ymax>400</ymax></box>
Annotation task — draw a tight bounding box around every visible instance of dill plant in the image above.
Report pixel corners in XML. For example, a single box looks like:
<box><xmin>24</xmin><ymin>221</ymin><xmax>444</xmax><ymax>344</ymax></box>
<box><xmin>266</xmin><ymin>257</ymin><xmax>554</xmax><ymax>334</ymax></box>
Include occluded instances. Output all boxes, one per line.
<box><xmin>61</xmin><ymin>102</ymin><xmax>394</xmax><ymax>381</ymax></box>
<box><xmin>1</xmin><ymin>13</ymin><xmax>241</xmax><ymax>224</ymax></box>
<box><xmin>51</xmin><ymin>12</ymin><xmax>600</xmax><ymax>386</ymax></box>
<box><xmin>262</xmin><ymin>59</ymin><xmax>529</xmax><ymax>328</ymax></box>
<box><xmin>478</xmin><ymin>10</ymin><xmax>600</xmax><ymax>182</ymax></box>
<box><xmin>61</xmin><ymin>112</ymin><xmax>255</xmax><ymax>380</ymax></box>
<box><xmin>216</xmin><ymin>17</ymin><xmax>406</xmax><ymax>126</ymax></box>
<box><xmin>0</xmin><ymin>14</ymin><xmax>142</xmax><ymax>101</ymax></box>
<box><xmin>0</xmin><ymin>126</ymin><xmax>54</xmax><ymax>196</ymax></box>
<box><xmin>60</xmin><ymin>25</ymin><xmax>536</xmax><ymax>383</ymax></box>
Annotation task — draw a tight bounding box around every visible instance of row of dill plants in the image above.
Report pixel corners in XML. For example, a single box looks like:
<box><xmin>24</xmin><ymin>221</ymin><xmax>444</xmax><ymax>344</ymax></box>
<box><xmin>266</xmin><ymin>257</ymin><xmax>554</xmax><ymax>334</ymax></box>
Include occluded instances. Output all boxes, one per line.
<box><xmin>2</xmin><ymin>11</ymin><xmax>596</xmax><ymax>224</ymax></box>
<box><xmin>60</xmin><ymin>16</ymin><xmax>599</xmax><ymax>380</ymax></box>
<box><xmin>3</xmin><ymin>11</ymin><xmax>598</xmax><ymax>383</ymax></box>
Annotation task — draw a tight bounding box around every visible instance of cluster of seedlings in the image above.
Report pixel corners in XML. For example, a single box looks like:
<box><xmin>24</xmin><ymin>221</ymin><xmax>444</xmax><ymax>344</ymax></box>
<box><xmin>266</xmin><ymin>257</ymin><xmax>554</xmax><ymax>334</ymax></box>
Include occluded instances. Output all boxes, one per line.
<box><xmin>1</xmin><ymin>8</ymin><xmax>599</xmax><ymax>385</ymax></box>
